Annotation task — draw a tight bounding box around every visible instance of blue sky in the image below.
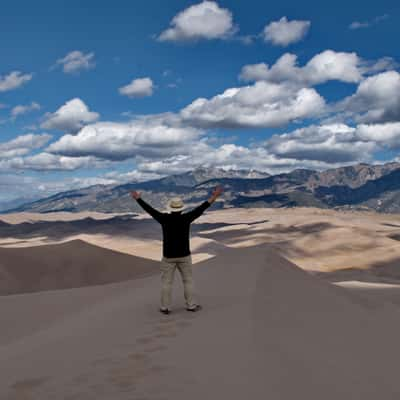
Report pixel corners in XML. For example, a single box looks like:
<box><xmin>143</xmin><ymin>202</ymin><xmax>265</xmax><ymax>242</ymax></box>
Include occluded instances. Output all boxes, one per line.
<box><xmin>1</xmin><ymin>0</ymin><xmax>400</xmax><ymax>203</ymax></box>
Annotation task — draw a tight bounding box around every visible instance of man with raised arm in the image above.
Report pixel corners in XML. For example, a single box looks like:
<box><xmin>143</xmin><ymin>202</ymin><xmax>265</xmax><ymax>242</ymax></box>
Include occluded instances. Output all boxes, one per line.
<box><xmin>131</xmin><ymin>185</ymin><xmax>224</xmax><ymax>315</ymax></box>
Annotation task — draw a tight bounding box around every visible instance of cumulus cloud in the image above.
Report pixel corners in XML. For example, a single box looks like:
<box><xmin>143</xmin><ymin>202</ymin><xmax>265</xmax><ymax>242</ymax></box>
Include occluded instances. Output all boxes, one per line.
<box><xmin>261</xmin><ymin>121</ymin><xmax>400</xmax><ymax>164</ymax></box>
<box><xmin>356</xmin><ymin>122</ymin><xmax>400</xmax><ymax>149</ymax></box>
<box><xmin>133</xmin><ymin>121</ymin><xmax>400</xmax><ymax>173</ymax></box>
<box><xmin>55</xmin><ymin>50</ymin><xmax>95</xmax><ymax>74</ymax></box>
<box><xmin>11</xmin><ymin>102</ymin><xmax>41</xmax><ymax>119</ymax></box>
<box><xmin>104</xmin><ymin>169</ymin><xmax>165</xmax><ymax>183</ymax></box>
<box><xmin>158</xmin><ymin>1</ymin><xmax>236</xmax><ymax>42</ymax></box>
<box><xmin>0</xmin><ymin>152</ymin><xmax>110</xmax><ymax>171</ymax></box>
<box><xmin>46</xmin><ymin>115</ymin><xmax>203</xmax><ymax>160</ymax></box>
<box><xmin>119</xmin><ymin>77</ymin><xmax>154</xmax><ymax>98</ymax></box>
<box><xmin>240</xmin><ymin>50</ymin><xmax>375</xmax><ymax>86</ymax></box>
<box><xmin>134</xmin><ymin>140</ymin><xmax>350</xmax><ymax>177</ymax></box>
<box><xmin>263</xmin><ymin>17</ymin><xmax>310</xmax><ymax>46</ymax></box>
<box><xmin>338</xmin><ymin>70</ymin><xmax>400</xmax><ymax>123</ymax></box>
<box><xmin>41</xmin><ymin>98</ymin><xmax>99</xmax><ymax>133</ymax></box>
<box><xmin>263</xmin><ymin>124</ymin><xmax>376</xmax><ymax>163</ymax></box>
<box><xmin>0</xmin><ymin>133</ymin><xmax>52</xmax><ymax>159</ymax></box>
<box><xmin>180</xmin><ymin>80</ymin><xmax>325</xmax><ymax>128</ymax></box>
<box><xmin>0</xmin><ymin>71</ymin><xmax>32</xmax><ymax>92</ymax></box>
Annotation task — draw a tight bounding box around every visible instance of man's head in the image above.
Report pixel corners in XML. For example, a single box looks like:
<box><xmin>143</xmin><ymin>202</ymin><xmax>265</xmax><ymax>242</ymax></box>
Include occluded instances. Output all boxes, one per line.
<box><xmin>166</xmin><ymin>197</ymin><xmax>185</xmax><ymax>213</ymax></box>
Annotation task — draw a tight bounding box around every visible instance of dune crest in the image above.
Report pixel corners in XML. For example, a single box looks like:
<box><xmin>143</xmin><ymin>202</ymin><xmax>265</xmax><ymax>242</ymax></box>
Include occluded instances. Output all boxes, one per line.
<box><xmin>0</xmin><ymin>239</ymin><xmax>159</xmax><ymax>296</ymax></box>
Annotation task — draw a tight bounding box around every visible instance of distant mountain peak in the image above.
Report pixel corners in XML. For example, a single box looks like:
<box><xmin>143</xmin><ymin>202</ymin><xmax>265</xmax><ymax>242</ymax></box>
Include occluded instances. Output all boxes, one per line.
<box><xmin>4</xmin><ymin>162</ymin><xmax>400</xmax><ymax>214</ymax></box>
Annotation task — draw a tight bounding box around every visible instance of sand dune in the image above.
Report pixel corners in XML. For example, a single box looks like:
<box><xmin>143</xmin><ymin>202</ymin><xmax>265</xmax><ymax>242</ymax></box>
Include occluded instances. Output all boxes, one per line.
<box><xmin>2</xmin><ymin>207</ymin><xmax>400</xmax><ymax>273</ymax></box>
<box><xmin>1</xmin><ymin>243</ymin><xmax>400</xmax><ymax>399</ymax></box>
<box><xmin>2</xmin><ymin>208</ymin><xmax>400</xmax><ymax>397</ymax></box>
<box><xmin>0</xmin><ymin>239</ymin><xmax>160</xmax><ymax>295</ymax></box>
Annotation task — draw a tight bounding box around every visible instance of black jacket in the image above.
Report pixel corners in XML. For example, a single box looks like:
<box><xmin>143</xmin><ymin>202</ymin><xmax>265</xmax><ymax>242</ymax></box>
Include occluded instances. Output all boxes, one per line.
<box><xmin>136</xmin><ymin>197</ymin><xmax>211</xmax><ymax>258</ymax></box>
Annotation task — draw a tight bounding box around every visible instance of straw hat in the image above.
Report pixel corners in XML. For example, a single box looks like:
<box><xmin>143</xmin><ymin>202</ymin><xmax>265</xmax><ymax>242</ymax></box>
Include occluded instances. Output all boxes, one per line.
<box><xmin>166</xmin><ymin>197</ymin><xmax>186</xmax><ymax>212</ymax></box>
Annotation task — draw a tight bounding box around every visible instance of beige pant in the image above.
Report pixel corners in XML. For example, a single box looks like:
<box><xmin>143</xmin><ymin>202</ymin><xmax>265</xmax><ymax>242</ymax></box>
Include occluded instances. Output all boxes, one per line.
<box><xmin>160</xmin><ymin>255</ymin><xmax>196</xmax><ymax>310</ymax></box>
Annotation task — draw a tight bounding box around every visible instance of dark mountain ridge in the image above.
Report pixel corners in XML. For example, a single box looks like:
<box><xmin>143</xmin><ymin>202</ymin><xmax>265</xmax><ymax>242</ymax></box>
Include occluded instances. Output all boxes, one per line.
<box><xmin>3</xmin><ymin>163</ymin><xmax>400</xmax><ymax>214</ymax></box>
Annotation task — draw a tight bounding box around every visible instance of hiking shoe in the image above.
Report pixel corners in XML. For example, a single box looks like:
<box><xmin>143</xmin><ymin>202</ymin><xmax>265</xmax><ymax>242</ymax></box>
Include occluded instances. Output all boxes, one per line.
<box><xmin>159</xmin><ymin>308</ymin><xmax>171</xmax><ymax>315</ymax></box>
<box><xmin>186</xmin><ymin>304</ymin><xmax>202</xmax><ymax>312</ymax></box>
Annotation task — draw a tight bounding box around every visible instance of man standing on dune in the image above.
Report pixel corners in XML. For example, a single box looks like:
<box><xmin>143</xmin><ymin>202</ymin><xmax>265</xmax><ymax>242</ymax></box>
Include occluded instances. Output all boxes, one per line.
<box><xmin>131</xmin><ymin>186</ymin><xmax>223</xmax><ymax>315</ymax></box>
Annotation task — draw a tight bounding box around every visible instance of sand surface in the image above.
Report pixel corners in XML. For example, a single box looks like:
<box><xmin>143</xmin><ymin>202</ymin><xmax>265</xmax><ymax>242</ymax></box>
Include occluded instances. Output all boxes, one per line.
<box><xmin>1</xmin><ymin>207</ymin><xmax>400</xmax><ymax>398</ymax></box>
<box><xmin>2</xmin><ymin>206</ymin><xmax>400</xmax><ymax>272</ymax></box>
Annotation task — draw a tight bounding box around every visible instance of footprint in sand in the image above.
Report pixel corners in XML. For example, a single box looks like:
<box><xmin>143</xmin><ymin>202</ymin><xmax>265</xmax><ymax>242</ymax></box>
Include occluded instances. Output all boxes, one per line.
<box><xmin>149</xmin><ymin>311</ymin><xmax>195</xmax><ymax>335</ymax></box>
<box><xmin>105</xmin><ymin>347</ymin><xmax>171</xmax><ymax>394</ymax></box>
<box><xmin>8</xmin><ymin>376</ymin><xmax>50</xmax><ymax>399</ymax></box>
<box><xmin>91</xmin><ymin>357</ymin><xmax>119</xmax><ymax>367</ymax></box>
<box><xmin>136</xmin><ymin>336</ymin><xmax>155</xmax><ymax>345</ymax></box>
<box><xmin>127</xmin><ymin>352</ymin><xmax>151</xmax><ymax>362</ymax></box>
<box><xmin>153</xmin><ymin>324</ymin><xmax>178</xmax><ymax>335</ymax></box>
<box><xmin>142</xmin><ymin>344</ymin><xmax>168</xmax><ymax>353</ymax></box>
<box><xmin>175</xmin><ymin>320</ymin><xmax>192</xmax><ymax>328</ymax></box>
<box><xmin>154</xmin><ymin>331</ymin><xmax>177</xmax><ymax>339</ymax></box>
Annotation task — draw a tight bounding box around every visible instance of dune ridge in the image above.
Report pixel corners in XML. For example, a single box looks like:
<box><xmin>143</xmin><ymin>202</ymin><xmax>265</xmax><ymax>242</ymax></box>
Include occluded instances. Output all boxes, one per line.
<box><xmin>0</xmin><ymin>239</ymin><xmax>160</xmax><ymax>296</ymax></box>
<box><xmin>1</xmin><ymin>243</ymin><xmax>400</xmax><ymax>399</ymax></box>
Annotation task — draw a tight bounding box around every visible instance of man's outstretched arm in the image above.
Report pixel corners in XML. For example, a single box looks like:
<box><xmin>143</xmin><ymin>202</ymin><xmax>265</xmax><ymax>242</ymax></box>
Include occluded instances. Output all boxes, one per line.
<box><xmin>186</xmin><ymin>185</ymin><xmax>224</xmax><ymax>223</ymax></box>
<box><xmin>131</xmin><ymin>191</ymin><xmax>164</xmax><ymax>223</ymax></box>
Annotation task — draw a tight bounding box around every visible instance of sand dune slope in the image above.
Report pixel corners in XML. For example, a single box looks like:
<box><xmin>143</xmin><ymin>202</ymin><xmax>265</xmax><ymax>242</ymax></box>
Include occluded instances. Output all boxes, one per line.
<box><xmin>0</xmin><ymin>239</ymin><xmax>160</xmax><ymax>295</ymax></box>
<box><xmin>1</xmin><ymin>244</ymin><xmax>400</xmax><ymax>399</ymax></box>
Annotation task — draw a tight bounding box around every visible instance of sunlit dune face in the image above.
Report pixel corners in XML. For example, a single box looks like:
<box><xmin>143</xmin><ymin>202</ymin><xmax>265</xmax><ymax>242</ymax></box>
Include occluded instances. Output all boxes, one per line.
<box><xmin>1</xmin><ymin>207</ymin><xmax>400</xmax><ymax>273</ymax></box>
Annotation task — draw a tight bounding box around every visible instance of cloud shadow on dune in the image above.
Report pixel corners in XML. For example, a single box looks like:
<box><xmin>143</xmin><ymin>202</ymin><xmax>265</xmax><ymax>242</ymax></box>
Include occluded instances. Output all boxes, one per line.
<box><xmin>0</xmin><ymin>215</ymin><xmax>270</xmax><ymax>243</ymax></box>
<box><xmin>315</xmin><ymin>256</ymin><xmax>400</xmax><ymax>284</ymax></box>
<box><xmin>196</xmin><ymin>221</ymin><xmax>335</xmax><ymax>244</ymax></box>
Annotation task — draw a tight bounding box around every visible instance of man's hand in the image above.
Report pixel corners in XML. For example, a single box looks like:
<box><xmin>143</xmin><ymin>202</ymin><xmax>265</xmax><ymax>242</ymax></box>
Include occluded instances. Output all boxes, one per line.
<box><xmin>208</xmin><ymin>185</ymin><xmax>223</xmax><ymax>204</ymax></box>
<box><xmin>212</xmin><ymin>185</ymin><xmax>223</xmax><ymax>198</ymax></box>
<box><xmin>130</xmin><ymin>191</ymin><xmax>141</xmax><ymax>200</ymax></box>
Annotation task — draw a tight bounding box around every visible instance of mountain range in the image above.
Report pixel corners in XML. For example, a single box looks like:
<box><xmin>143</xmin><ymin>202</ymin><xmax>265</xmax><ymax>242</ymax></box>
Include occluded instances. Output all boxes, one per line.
<box><xmin>3</xmin><ymin>163</ymin><xmax>400</xmax><ymax>214</ymax></box>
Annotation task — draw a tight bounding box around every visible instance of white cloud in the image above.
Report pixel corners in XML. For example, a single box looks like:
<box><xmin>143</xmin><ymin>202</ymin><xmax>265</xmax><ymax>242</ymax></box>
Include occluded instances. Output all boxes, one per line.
<box><xmin>360</xmin><ymin>56</ymin><xmax>399</xmax><ymax>75</ymax></box>
<box><xmin>119</xmin><ymin>77</ymin><xmax>154</xmax><ymax>98</ymax></box>
<box><xmin>262</xmin><ymin>121</ymin><xmax>400</xmax><ymax>164</ymax></box>
<box><xmin>356</xmin><ymin>122</ymin><xmax>400</xmax><ymax>148</ymax></box>
<box><xmin>180</xmin><ymin>80</ymin><xmax>325</xmax><ymax>128</ymax></box>
<box><xmin>338</xmin><ymin>70</ymin><xmax>400</xmax><ymax>123</ymax></box>
<box><xmin>41</xmin><ymin>98</ymin><xmax>99</xmax><ymax>133</ymax></box>
<box><xmin>68</xmin><ymin>176</ymin><xmax>119</xmax><ymax>187</ymax></box>
<box><xmin>0</xmin><ymin>173</ymin><xmax>118</xmax><ymax>203</ymax></box>
<box><xmin>0</xmin><ymin>133</ymin><xmax>52</xmax><ymax>159</ymax></box>
<box><xmin>239</xmin><ymin>63</ymin><xmax>270</xmax><ymax>82</ymax></box>
<box><xmin>158</xmin><ymin>1</ymin><xmax>236</xmax><ymax>42</ymax></box>
<box><xmin>104</xmin><ymin>169</ymin><xmax>164</xmax><ymax>183</ymax></box>
<box><xmin>46</xmin><ymin>115</ymin><xmax>203</xmax><ymax>160</ymax></box>
<box><xmin>0</xmin><ymin>71</ymin><xmax>32</xmax><ymax>92</ymax></box>
<box><xmin>134</xmin><ymin>140</ymin><xmax>350</xmax><ymax>177</ymax></box>
<box><xmin>240</xmin><ymin>51</ymin><xmax>365</xmax><ymax>85</ymax></box>
<box><xmin>263</xmin><ymin>17</ymin><xmax>310</xmax><ymax>46</ymax></box>
<box><xmin>11</xmin><ymin>102</ymin><xmax>41</xmax><ymax>119</ymax></box>
<box><xmin>349</xmin><ymin>14</ymin><xmax>388</xmax><ymax>30</ymax></box>
<box><xmin>0</xmin><ymin>152</ymin><xmax>110</xmax><ymax>171</ymax></box>
<box><xmin>349</xmin><ymin>21</ymin><xmax>370</xmax><ymax>30</ymax></box>
<box><xmin>263</xmin><ymin>124</ymin><xmax>376</xmax><ymax>163</ymax></box>
<box><xmin>55</xmin><ymin>50</ymin><xmax>95</xmax><ymax>74</ymax></box>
